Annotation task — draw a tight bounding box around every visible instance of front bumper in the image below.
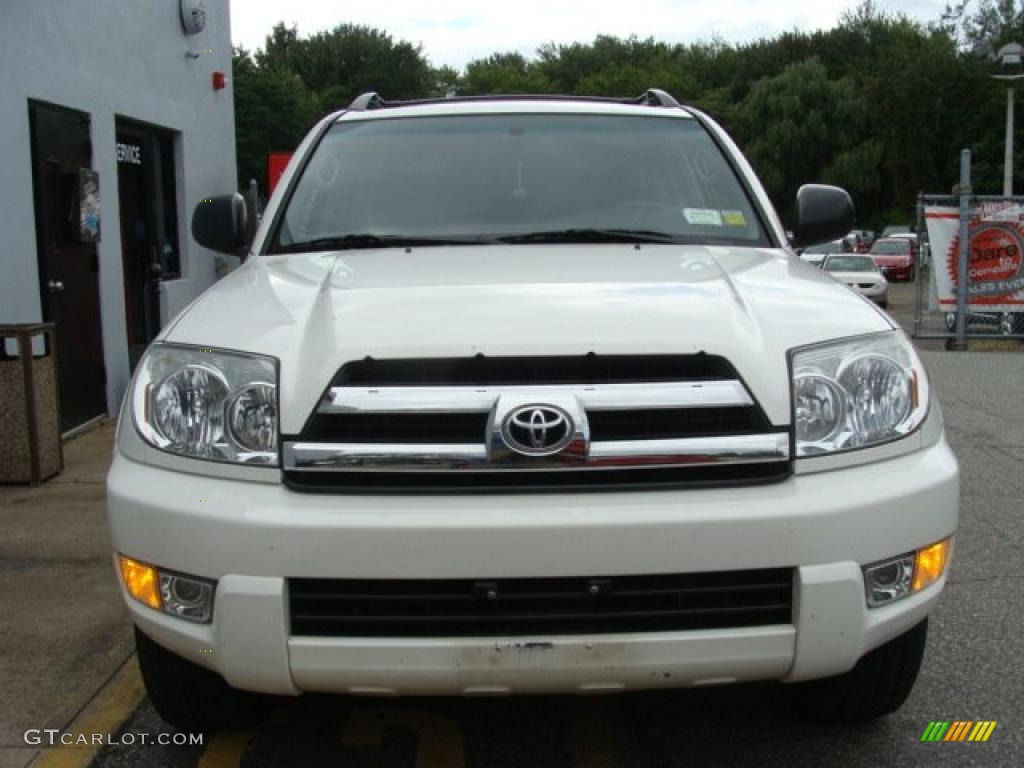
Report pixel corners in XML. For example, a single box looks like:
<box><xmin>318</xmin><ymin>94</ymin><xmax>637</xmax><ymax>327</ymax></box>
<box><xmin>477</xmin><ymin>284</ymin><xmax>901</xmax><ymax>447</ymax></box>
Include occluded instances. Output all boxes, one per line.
<box><xmin>107</xmin><ymin>438</ymin><xmax>958</xmax><ymax>696</ymax></box>
<box><xmin>849</xmin><ymin>282</ymin><xmax>888</xmax><ymax>301</ymax></box>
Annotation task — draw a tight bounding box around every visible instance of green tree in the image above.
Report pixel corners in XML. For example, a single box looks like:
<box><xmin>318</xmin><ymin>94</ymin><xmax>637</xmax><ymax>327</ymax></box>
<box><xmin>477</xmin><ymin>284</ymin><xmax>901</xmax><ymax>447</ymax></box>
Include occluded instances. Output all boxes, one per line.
<box><xmin>461</xmin><ymin>53</ymin><xmax>552</xmax><ymax>94</ymax></box>
<box><xmin>256</xmin><ymin>22</ymin><xmax>433</xmax><ymax>103</ymax></box>
<box><xmin>232</xmin><ymin>47</ymin><xmax>321</xmax><ymax>189</ymax></box>
<box><xmin>740</xmin><ymin>58</ymin><xmax>879</xmax><ymax>223</ymax></box>
<box><xmin>431</xmin><ymin>65</ymin><xmax>462</xmax><ymax>97</ymax></box>
<box><xmin>944</xmin><ymin>1</ymin><xmax>1023</xmax><ymax>48</ymax></box>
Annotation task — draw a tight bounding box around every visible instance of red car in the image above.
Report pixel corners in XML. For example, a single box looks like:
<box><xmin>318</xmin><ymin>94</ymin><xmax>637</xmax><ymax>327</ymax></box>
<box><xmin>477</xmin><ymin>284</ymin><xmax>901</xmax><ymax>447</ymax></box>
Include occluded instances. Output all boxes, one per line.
<box><xmin>869</xmin><ymin>237</ymin><xmax>916</xmax><ymax>281</ymax></box>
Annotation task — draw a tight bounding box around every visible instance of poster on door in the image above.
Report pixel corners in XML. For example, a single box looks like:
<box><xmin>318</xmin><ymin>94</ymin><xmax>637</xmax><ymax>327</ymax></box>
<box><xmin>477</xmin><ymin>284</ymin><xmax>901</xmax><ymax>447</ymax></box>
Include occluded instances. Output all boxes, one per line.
<box><xmin>78</xmin><ymin>168</ymin><xmax>101</xmax><ymax>242</ymax></box>
<box><xmin>924</xmin><ymin>202</ymin><xmax>1024</xmax><ymax>311</ymax></box>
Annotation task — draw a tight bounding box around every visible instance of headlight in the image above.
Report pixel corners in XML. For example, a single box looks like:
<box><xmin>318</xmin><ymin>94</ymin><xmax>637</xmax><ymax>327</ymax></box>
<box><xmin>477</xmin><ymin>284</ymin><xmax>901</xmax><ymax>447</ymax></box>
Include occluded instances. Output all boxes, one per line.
<box><xmin>132</xmin><ymin>344</ymin><xmax>279</xmax><ymax>465</ymax></box>
<box><xmin>791</xmin><ymin>331</ymin><xmax>928</xmax><ymax>456</ymax></box>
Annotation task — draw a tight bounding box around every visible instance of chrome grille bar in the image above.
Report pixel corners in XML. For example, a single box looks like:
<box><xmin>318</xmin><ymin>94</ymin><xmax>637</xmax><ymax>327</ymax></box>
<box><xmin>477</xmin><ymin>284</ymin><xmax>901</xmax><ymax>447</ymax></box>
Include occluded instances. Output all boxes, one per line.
<box><xmin>283</xmin><ymin>433</ymin><xmax>789</xmax><ymax>472</ymax></box>
<box><xmin>320</xmin><ymin>380</ymin><xmax>753</xmax><ymax>414</ymax></box>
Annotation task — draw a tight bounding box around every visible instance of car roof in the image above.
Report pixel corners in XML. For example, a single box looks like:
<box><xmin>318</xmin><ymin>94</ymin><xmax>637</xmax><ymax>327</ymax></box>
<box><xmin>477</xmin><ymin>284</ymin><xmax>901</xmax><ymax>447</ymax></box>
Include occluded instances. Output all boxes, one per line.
<box><xmin>335</xmin><ymin>99</ymin><xmax>697</xmax><ymax>123</ymax></box>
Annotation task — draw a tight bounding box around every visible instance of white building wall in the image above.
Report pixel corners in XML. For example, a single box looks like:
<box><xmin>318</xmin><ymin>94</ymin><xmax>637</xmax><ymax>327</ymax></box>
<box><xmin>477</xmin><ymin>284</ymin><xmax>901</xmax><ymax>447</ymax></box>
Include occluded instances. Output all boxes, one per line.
<box><xmin>0</xmin><ymin>0</ymin><xmax>237</xmax><ymax>414</ymax></box>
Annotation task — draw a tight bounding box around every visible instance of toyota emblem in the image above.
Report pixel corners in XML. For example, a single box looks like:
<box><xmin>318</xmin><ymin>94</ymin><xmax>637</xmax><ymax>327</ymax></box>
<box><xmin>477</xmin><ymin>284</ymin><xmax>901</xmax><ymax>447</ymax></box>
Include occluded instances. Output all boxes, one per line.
<box><xmin>501</xmin><ymin>405</ymin><xmax>574</xmax><ymax>456</ymax></box>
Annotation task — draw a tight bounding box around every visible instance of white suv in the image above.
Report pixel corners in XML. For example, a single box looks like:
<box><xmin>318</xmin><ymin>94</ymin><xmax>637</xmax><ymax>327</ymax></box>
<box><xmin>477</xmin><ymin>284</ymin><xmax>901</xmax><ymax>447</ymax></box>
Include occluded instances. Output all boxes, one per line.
<box><xmin>107</xmin><ymin>90</ymin><xmax>958</xmax><ymax>731</ymax></box>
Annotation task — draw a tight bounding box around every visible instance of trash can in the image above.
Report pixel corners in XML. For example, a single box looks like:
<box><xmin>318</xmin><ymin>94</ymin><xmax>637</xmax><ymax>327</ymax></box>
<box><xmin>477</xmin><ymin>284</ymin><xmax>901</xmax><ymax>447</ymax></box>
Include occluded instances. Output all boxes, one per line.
<box><xmin>0</xmin><ymin>323</ymin><xmax>63</xmax><ymax>484</ymax></box>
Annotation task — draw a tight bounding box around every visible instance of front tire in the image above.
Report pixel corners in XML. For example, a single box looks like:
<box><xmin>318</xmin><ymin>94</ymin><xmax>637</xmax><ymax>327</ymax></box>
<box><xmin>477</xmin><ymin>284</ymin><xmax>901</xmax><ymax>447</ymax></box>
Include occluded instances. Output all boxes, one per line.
<box><xmin>793</xmin><ymin>618</ymin><xmax>928</xmax><ymax>722</ymax></box>
<box><xmin>135</xmin><ymin>626</ymin><xmax>271</xmax><ymax>732</ymax></box>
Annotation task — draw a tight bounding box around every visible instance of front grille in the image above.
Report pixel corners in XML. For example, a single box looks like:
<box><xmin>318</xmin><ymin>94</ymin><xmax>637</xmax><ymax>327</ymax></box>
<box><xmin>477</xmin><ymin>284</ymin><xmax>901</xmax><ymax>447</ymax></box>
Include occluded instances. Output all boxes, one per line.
<box><xmin>333</xmin><ymin>354</ymin><xmax>736</xmax><ymax>386</ymax></box>
<box><xmin>304</xmin><ymin>412</ymin><xmax>488</xmax><ymax>444</ymax></box>
<box><xmin>588</xmin><ymin>406</ymin><xmax>769</xmax><ymax>441</ymax></box>
<box><xmin>288</xmin><ymin>569</ymin><xmax>794</xmax><ymax>637</ymax></box>
<box><xmin>302</xmin><ymin>406</ymin><xmax>770</xmax><ymax>444</ymax></box>
<box><xmin>285</xmin><ymin>354</ymin><xmax>790</xmax><ymax>492</ymax></box>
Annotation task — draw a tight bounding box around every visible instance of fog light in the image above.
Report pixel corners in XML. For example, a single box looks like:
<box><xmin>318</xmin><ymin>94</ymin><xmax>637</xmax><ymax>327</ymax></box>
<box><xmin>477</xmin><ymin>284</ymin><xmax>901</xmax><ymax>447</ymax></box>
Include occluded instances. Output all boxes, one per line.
<box><xmin>864</xmin><ymin>554</ymin><xmax>915</xmax><ymax>607</ymax></box>
<box><xmin>159</xmin><ymin>572</ymin><xmax>214</xmax><ymax>623</ymax></box>
<box><xmin>913</xmin><ymin>539</ymin><xmax>952</xmax><ymax>592</ymax></box>
<box><xmin>863</xmin><ymin>538</ymin><xmax>952</xmax><ymax>608</ymax></box>
<box><xmin>118</xmin><ymin>556</ymin><xmax>161</xmax><ymax>610</ymax></box>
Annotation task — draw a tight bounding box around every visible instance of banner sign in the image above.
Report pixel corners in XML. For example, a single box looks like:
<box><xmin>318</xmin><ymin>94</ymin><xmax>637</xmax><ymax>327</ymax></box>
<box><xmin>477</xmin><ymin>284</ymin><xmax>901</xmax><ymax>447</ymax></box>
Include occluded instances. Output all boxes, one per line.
<box><xmin>925</xmin><ymin>202</ymin><xmax>1024</xmax><ymax>310</ymax></box>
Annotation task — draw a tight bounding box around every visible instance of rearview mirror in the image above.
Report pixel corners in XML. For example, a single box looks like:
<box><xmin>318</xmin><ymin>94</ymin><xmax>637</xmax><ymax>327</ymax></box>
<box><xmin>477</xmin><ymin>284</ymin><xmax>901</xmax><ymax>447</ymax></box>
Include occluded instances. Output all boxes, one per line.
<box><xmin>792</xmin><ymin>185</ymin><xmax>855</xmax><ymax>249</ymax></box>
<box><xmin>191</xmin><ymin>193</ymin><xmax>248</xmax><ymax>255</ymax></box>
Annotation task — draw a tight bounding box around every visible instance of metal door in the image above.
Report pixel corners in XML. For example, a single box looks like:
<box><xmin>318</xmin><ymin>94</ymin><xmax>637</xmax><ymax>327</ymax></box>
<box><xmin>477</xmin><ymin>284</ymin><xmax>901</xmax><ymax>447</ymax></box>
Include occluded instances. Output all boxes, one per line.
<box><xmin>29</xmin><ymin>101</ymin><xmax>107</xmax><ymax>432</ymax></box>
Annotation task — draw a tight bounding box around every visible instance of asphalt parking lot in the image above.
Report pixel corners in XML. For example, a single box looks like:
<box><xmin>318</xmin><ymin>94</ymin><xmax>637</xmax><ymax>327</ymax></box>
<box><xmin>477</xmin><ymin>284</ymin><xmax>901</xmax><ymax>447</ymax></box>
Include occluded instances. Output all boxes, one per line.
<box><xmin>22</xmin><ymin>281</ymin><xmax>1024</xmax><ymax>768</ymax></box>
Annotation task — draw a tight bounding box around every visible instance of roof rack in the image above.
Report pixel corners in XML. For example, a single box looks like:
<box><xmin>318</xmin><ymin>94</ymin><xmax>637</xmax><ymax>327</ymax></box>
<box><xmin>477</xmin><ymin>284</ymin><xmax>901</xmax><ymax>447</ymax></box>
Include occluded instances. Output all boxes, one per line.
<box><xmin>638</xmin><ymin>88</ymin><xmax>680</xmax><ymax>108</ymax></box>
<box><xmin>348</xmin><ymin>92</ymin><xmax>387</xmax><ymax>110</ymax></box>
<box><xmin>346</xmin><ymin>89</ymin><xmax>682</xmax><ymax>111</ymax></box>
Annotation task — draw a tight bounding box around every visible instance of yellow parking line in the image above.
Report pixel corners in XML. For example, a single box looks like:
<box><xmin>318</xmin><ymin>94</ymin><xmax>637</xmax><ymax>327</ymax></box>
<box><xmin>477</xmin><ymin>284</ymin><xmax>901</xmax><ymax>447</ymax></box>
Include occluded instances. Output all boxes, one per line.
<box><xmin>195</xmin><ymin>730</ymin><xmax>255</xmax><ymax>768</ymax></box>
<box><xmin>30</xmin><ymin>655</ymin><xmax>145</xmax><ymax>768</ymax></box>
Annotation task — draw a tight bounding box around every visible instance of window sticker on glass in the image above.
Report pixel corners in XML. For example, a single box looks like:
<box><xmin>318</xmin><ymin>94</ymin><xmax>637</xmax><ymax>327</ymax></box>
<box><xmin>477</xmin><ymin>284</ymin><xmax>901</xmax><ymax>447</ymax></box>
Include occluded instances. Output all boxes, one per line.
<box><xmin>683</xmin><ymin>208</ymin><xmax>723</xmax><ymax>226</ymax></box>
<box><xmin>722</xmin><ymin>210</ymin><xmax>747</xmax><ymax>226</ymax></box>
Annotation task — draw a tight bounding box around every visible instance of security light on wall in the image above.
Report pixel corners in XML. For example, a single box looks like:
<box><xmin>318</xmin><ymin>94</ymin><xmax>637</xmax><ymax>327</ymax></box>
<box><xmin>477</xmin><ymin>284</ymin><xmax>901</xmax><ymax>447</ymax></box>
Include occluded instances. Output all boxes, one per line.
<box><xmin>180</xmin><ymin>0</ymin><xmax>207</xmax><ymax>36</ymax></box>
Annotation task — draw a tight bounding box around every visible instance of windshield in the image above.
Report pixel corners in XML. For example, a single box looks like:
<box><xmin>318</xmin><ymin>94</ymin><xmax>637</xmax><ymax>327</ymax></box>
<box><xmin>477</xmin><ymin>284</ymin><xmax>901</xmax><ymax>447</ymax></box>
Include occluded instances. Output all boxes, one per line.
<box><xmin>870</xmin><ymin>240</ymin><xmax>909</xmax><ymax>255</ymax></box>
<box><xmin>825</xmin><ymin>255</ymin><xmax>877</xmax><ymax>272</ymax></box>
<box><xmin>269</xmin><ymin>114</ymin><xmax>768</xmax><ymax>252</ymax></box>
<box><xmin>881</xmin><ymin>226</ymin><xmax>911</xmax><ymax>237</ymax></box>
<box><xmin>804</xmin><ymin>241</ymin><xmax>845</xmax><ymax>255</ymax></box>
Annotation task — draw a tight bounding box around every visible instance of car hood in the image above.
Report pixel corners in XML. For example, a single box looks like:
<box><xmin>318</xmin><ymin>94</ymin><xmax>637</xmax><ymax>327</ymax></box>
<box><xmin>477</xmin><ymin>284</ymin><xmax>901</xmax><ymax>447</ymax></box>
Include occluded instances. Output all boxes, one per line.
<box><xmin>828</xmin><ymin>270</ymin><xmax>886</xmax><ymax>284</ymax></box>
<box><xmin>163</xmin><ymin>245</ymin><xmax>893</xmax><ymax>431</ymax></box>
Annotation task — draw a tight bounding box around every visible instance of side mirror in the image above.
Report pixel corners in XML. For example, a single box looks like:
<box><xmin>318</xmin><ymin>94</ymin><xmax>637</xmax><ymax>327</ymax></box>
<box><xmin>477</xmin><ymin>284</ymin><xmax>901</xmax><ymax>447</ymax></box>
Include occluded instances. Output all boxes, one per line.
<box><xmin>191</xmin><ymin>193</ymin><xmax>248</xmax><ymax>256</ymax></box>
<box><xmin>792</xmin><ymin>184</ymin><xmax>855</xmax><ymax>248</ymax></box>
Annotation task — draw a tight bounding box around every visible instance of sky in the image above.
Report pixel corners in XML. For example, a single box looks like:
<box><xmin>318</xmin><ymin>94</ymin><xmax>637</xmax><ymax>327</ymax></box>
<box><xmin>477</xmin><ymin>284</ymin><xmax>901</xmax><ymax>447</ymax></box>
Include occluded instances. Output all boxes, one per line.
<box><xmin>229</xmin><ymin>0</ymin><xmax>949</xmax><ymax>70</ymax></box>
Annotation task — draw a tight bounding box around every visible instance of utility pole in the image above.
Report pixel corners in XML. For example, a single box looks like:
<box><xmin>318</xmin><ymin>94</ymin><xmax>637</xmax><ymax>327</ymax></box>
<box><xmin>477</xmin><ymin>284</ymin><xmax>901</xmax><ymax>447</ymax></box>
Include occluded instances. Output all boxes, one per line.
<box><xmin>992</xmin><ymin>43</ymin><xmax>1024</xmax><ymax>197</ymax></box>
<box><xmin>1005</xmin><ymin>86</ymin><xmax>1015</xmax><ymax>196</ymax></box>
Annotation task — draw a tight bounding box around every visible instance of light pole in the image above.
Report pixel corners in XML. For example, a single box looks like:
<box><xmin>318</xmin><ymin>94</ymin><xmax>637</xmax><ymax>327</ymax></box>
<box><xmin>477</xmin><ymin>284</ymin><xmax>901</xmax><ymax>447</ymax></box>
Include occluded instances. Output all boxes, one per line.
<box><xmin>991</xmin><ymin>43</ymin><xmax>1024</xmax><ymax>197</ymax></box>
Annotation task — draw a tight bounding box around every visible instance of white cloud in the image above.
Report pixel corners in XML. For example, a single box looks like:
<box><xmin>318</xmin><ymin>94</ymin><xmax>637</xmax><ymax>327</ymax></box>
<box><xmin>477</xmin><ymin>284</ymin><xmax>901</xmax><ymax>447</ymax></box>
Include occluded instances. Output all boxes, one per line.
<box><xmin>229</xmin><ymin>0</ymin><xmax>947</xmax><ymax>70</ymax></box>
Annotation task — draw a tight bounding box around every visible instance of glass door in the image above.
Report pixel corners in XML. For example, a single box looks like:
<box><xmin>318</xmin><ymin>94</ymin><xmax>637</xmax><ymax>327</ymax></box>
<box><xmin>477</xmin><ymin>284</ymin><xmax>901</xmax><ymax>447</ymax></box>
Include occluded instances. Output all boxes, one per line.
<box><xmin>115</xmin><ymin>119</ymin><xmax>180</xmax><ymax>370</ymax></box>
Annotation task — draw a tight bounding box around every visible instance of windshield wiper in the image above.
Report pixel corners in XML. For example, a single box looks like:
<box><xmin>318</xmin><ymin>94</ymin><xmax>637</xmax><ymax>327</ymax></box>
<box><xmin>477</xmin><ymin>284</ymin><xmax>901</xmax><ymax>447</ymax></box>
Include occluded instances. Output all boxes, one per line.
<box><xmin>495</xmin><ymin>228</ymin><xmax>679</xmax><ymax>245</ymax></box>
<box><xmin>272</xmin><ymin>234</ymin><xmax>496</xmax><ymax>253</ymax></box>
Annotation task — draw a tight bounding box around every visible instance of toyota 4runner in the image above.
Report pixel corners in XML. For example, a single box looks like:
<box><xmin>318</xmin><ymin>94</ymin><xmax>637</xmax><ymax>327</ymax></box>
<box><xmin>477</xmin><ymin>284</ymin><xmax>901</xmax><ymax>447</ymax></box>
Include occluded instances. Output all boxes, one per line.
<box><xmin>107</xmin><ymin>90</ymin><xmax>959</xmax><ymax>730</ymax></box>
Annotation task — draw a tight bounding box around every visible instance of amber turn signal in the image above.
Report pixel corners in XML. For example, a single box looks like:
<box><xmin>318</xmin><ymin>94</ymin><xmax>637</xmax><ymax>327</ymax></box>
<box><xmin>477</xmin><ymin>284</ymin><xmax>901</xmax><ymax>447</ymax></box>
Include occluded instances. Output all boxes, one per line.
<box><xmin>118</xmin><ymin>555</ymin><xmax>162</xmax><ymax>610</ymax></box>
<box><xmin>912</xmin><ymin>539</ymin><xmax>952</xmax><ymax>592</ymax></box>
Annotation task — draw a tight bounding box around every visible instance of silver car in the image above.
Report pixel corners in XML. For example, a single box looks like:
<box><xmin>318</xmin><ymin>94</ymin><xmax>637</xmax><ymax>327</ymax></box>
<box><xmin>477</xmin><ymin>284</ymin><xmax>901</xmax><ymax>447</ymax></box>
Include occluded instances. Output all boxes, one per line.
<box><xmin>823</xmin><ymin>254</ymin><xmax>889</xmax><ymax>308</ymax></box>
<box><xmin>799</xmin><ymin>238</ymin><xmax>848</xmax><ymax>267</ymax></box>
